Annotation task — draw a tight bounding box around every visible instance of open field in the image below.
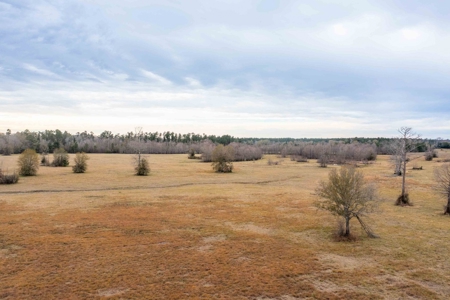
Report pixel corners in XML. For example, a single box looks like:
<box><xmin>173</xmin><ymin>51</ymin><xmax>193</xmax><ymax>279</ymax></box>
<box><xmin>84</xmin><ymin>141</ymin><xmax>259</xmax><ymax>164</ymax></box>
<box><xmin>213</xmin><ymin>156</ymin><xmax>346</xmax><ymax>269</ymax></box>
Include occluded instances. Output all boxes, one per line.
<box><xmin>1</xmin><ymin>151</ymin><xmax>450</xmax><ymax>299</ymax></box>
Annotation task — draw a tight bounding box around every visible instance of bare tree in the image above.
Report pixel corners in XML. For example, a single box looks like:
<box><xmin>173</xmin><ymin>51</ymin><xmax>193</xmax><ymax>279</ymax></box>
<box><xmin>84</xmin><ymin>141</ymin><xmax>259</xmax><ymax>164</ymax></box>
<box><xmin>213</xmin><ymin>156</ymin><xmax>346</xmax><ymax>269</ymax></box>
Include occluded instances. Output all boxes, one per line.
<box><xmin>315</xmin><ymin>166</ymin><xmax>378</xmax><ymax>238</ymax></box>
<box><xmin>133</xmin><ymin>127</ymin><xmax>150</xmax><ymax>176</ymax></box>
<box><xmin>395</xmin><ymin>127</ymin><xmax>421</xmax><ymax>206</ymax></box>
<box><xmin>434</xmin><ymin>164</ymin><xmax>450</xmax><ymax>215</ymax></box>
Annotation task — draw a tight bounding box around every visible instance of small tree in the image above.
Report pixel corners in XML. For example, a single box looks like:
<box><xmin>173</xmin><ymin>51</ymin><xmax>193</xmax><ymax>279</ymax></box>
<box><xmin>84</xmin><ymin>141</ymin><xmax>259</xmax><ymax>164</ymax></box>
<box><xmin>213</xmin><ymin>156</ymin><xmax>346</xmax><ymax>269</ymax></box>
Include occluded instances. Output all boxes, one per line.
<box><xmin>212</xmin><ymin>144</ymin><xmax>235</xmax><ymax>173</ymax></box>
<box><xmin>394</xmin><ymin>127</ymin><xmax>420</xmax><ymax>206</ymax></box>
<box><xmin>315</xmin><ymin>166</ymin><xmax>378</xmax><ymax>238</ymax></box>
<box><xmin>52</xmin><ymin>148</ymin><xmax>69</xmax><ymax>167</ymax></box>
<box><xmin>18</xmin><ymin>149</ymin><xmax>39</xmax><ymax>176</ymax></box>
<box><xmin>434</xmin><ymin>164</ymin><xmax>450</xmax><ymax>215</ymax></box>
<box><xmin>72</xmin><ymin>152</ymin><xmax>89</xmax><ymax>173</ymax></box>
<box><xmin>318</xmin><ymin>154</ymin><xmax>329</xmax><ymax>168</ymax></box>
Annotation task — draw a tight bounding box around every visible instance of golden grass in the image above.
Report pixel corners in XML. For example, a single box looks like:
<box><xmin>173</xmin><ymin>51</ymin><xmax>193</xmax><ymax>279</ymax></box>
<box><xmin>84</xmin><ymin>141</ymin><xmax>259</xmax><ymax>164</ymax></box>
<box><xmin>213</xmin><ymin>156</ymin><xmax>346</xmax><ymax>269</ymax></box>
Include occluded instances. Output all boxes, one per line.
<box><xmin>1</xmin><ymin>151</ymin><xmax>450</xmax><ymax>299</ymax></box>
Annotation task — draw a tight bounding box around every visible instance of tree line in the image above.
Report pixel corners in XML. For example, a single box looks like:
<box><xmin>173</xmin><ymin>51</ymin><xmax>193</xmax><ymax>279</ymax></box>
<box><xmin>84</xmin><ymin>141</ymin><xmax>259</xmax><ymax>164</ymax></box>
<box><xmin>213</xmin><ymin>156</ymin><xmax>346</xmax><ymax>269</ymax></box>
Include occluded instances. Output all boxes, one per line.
<box><xmin>0</xmin><ymin>129</ymin><xmax>447</xmax><ymax>157</ymax></box>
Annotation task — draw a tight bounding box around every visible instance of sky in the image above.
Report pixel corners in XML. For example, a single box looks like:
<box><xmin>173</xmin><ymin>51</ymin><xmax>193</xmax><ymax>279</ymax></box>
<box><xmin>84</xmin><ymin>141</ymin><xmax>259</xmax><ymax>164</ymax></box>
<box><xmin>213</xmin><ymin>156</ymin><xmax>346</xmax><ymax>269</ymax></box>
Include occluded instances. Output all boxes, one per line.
<box><xmin>0</xmin><ymin>0</ymin><xmax>449</xmax><ymax>138</ymax></box>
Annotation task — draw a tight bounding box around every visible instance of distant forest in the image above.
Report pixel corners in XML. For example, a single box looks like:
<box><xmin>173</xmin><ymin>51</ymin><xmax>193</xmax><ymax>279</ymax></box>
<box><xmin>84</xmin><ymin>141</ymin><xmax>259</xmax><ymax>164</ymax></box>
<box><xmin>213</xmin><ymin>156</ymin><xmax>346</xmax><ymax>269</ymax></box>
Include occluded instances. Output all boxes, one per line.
<box><xmin>0</xmin><ymin>129</ymin><xmax>448</xmax><ymax>157</ymax></box>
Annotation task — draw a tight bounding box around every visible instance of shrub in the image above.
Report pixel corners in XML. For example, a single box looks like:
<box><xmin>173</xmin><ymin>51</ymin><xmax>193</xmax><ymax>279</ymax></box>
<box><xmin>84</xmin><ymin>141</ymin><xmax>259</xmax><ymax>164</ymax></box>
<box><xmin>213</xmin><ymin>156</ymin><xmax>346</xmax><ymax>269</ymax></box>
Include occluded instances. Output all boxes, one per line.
<box><xmin>18</xmin><ymin>149</ymin><xmax>39</xmax><ymax>176</ymax></box>
<box><xmin>187</xmin><ymin>149</ymin><xmax>200</xmax><ymax>159</ymax></box>
<box><xmin>395</xmin><ymin>193</ymin><xmax>412</xmax><ymax>206</ymax></box>
<box><xmin>72</xmin><ymin>152</ymin><xmax>89</xmax><ymax>173</ymax></box>
<box><xmin>135</xmin><ymin>157</ymin><xmax>150</xmax><ymax>176</ymax></box>
<box><xmin>0</xmin><ymin>169</ymin><xmax>19</xmax><ymax>184</ymax></box>
<box><xmin>41</xmin><ymin>153</ymin><xmax>50</xmax><ymax>166</ymax></box>
<box><xmin>268</xmin><ymin>159</ymin><xmax>282</xmax><ymax>165</ymax></box>
<box><xmin>291</xmin><ymin>155</ymin><xmax>308</xmax><ymax>162</ymax></box>
<box><xmin>425</xmin><ymin>151</ymin><xmax>433</xmax><ymax>161</ymax></box>
<box><xmin>52</xmin><ymin>148</ymin><xmax>69</xmax><ymax>167</ymax></box>
<box><xmin>212</xmin><ymin>144</ymin><xmax>234</xmax><ymax>173</ymax></box>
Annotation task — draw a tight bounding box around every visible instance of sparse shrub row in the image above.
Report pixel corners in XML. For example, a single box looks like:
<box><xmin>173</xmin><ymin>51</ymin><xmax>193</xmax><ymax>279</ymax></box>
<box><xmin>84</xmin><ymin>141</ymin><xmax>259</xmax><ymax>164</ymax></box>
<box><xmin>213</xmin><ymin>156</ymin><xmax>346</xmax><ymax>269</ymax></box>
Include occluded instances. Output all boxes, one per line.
<box><xmin>290</xmin><ymin>155</ymin><xmax>308</xmax><ymax>162</ymax></box>
<box><xmin>264</xmin><ymin>142</ymin><xmax>378</xmax><ymax>163</ymax></box>
<box><xmin>200</xmin><ymin>142</ymin><xmax>263</xmax><ymax>162</ymax></box>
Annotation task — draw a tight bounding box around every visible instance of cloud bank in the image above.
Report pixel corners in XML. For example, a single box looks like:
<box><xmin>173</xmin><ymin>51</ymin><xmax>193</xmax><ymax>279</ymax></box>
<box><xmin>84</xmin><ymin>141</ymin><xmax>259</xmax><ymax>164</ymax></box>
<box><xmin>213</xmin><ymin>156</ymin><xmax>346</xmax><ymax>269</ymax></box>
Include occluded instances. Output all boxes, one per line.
<box><xmin>0</xmin><ymin>0</ymin><xmax>449</xmax><ymax>137</ymax></box>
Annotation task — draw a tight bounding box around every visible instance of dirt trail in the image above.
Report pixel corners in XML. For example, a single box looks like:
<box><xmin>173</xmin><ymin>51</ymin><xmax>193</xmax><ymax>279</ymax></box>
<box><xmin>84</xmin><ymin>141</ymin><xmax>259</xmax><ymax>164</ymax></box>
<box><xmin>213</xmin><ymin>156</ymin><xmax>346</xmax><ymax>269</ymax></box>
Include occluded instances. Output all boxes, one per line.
<box><xmin>0</xmin><ymin>176</ymin><xmax>303</xmax><ymax>195</ymax></box>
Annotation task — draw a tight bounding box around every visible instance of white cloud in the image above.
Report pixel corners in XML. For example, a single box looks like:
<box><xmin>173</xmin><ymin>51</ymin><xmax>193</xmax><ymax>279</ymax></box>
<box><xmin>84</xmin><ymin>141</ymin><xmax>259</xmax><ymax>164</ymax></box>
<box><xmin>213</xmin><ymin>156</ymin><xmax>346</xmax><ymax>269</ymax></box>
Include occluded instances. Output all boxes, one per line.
<box><xmin>22</xmin><ymin>64</ymin><xmax>58</xmax><ymax>77</ymax></box>
<box><xmin>141</xmin><ymin>70</ymin><xmax>172</xmax><ymax>85</ymax></box>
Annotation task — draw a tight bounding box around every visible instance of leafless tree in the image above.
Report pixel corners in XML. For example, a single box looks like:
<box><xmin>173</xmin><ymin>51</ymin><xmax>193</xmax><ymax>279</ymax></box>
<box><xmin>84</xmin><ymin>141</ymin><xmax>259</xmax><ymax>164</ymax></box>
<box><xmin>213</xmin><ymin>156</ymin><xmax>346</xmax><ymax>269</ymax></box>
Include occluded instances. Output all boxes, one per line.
<box><xmin>434</xmin><ymin>164</ymin><xmax>450</xmax><ymax>215</ymax></box>
<box><xmin>133</xmin><ymin>127</ymin><xmax>150</xmax><ymax>176</ymax></box>
<box><xmin>394</xmin><ymin>127</ymin><xmax>421</xmax><ymax>206</ymax></box>
<box><xmin>315</xmin><ymin>166</ymin><xmax>378</xmax><ymax>238</ymax></box>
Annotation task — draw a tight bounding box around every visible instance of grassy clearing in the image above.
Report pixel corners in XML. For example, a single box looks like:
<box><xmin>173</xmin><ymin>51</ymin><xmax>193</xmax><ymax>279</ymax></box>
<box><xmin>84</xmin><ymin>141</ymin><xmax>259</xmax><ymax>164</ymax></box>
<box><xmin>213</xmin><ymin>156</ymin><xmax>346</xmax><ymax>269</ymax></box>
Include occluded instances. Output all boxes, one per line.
<box><xmin>1</xmin><ymin>151</ymin><xmax>450</xmax><ymax>299</ymax></box>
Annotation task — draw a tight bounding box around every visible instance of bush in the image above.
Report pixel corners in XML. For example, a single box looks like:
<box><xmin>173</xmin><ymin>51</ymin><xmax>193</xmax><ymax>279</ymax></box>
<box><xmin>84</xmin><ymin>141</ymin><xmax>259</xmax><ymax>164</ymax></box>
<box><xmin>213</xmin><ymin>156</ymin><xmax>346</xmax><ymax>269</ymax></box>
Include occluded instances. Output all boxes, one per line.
<box><xmin>268</xmin><ymin>159</ymin><xmax>282</xmax><ymax>165</ymax></box>
<box><xmin>212</xmin><ymin>144</ymin><xmax>234</xmax><ymax>173</ymax></box>
<box><xmin>425</xmin><ymin>151</ymin><xmax>433</xmax><ymax>161</ymax></box>
<box><xmin>187</xmin><ymin>149</ymin><xmax>200</xmax><ymax>159</ymax></box>
<box><xmin>0</xmin><ymin>169</ymin><xmax>19</xmax><ymax>184</ymax></box>
<box><xmin>18</xmin><ymin>149</ymin><xmax>39</xmax><ymax>176</ymax></box>
<box><xmin>291</xmin><ymin>155</ymin><xmax>308</xmax><ymax>162</ymax></box>
<box><xmin>135</xmin><ymin>157</ymin><xmax>150</xmax><ymax>176</ymax></box>
<box><xmin>72</xmin><ymin>152</ymin><xmax>89</xmax><ymax>173</ymax></box>
<box><xmin>395</xmin><ymin>193</ymin><xmax>412</xmax><ymax>206</ymax></box>
<box><xmin>41</xmin><ymin>153</ymin><xmax>50</xmax><ymax>166</ymax></box>
<box><xmin>52</xmin><ymin>148</ymin><xmax>69</xmax><ymax>167</ymax></box>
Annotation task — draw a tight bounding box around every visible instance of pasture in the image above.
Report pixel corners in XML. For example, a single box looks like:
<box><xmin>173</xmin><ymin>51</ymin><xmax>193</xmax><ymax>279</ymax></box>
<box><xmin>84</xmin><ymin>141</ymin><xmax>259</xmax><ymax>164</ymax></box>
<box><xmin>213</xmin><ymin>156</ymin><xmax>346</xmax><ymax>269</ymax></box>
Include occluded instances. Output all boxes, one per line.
<box><xmin>1</xmin><ymin>151</ymin><xmax>450</xmax><ymax>299</ymax></box>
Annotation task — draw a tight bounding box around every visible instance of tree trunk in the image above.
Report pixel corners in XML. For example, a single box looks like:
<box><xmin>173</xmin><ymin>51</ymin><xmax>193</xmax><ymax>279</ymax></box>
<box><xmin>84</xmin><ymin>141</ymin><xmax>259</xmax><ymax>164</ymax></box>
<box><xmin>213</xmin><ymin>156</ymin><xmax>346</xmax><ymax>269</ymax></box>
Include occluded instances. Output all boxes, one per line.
<box><xmin>344</xmin><ymin>217</ymin><xmax>350</xmax><ymax>236</ymax></box>
<box><xmin>401</xmin><ymin>151</ymin><xmax>406</xmax><ymax>198</ymax></box>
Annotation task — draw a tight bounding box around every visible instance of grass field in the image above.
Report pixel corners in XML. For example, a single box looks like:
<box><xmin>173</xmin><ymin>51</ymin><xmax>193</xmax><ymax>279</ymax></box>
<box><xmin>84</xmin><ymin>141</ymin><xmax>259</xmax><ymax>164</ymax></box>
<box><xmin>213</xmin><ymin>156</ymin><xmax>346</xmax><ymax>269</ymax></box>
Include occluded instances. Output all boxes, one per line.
<box><xmin>1</xmin><ymin>151</ymin><xmax>450</xmax><ymax>299</ymax></box>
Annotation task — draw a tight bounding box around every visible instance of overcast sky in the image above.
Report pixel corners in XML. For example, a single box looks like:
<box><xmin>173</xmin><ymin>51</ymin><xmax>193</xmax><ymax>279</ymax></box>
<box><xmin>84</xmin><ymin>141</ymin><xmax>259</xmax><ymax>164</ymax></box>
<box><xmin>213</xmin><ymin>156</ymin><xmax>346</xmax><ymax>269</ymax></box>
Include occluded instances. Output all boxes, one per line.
<box><xmin>1</xmin><ymin>0</ymin><xmax>449</xmax><ymax>138</ymax></box>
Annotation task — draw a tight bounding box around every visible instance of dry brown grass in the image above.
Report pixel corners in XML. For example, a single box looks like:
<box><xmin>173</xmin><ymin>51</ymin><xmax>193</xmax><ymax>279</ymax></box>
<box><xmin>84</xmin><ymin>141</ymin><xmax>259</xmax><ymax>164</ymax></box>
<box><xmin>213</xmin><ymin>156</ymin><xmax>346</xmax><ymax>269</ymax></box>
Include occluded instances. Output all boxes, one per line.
<box><xmin>1</xmin><ymin>151</ymin><xmax>450</xmax><ymax>299</ymax></box>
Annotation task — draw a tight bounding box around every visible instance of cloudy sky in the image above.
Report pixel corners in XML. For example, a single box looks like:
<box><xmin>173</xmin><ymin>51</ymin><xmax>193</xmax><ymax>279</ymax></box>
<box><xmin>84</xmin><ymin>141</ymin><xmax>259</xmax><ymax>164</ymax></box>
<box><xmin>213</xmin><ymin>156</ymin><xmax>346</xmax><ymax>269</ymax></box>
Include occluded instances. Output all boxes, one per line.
<box><xmin>0</xmin><ymin>0</ymin><xmax>449</xmax><ymax>138</ymax></box>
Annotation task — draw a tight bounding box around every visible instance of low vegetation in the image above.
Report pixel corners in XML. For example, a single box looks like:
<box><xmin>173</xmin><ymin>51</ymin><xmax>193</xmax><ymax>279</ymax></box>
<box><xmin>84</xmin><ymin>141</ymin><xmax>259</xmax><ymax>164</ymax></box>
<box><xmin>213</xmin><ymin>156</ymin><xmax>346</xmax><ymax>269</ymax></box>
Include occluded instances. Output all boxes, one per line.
<box><xmin>18</xmin><ymin>148</ymin><xmax>39</xmax><ymax>176</ymax></box>
<box><xmin>211</xmin><ymin>144</ymin><xmax>234</xmax><ymax>172</ymax></box>
<box><xmin>72</xmin><ymin>152</ymin><xmax>89</xmax><ymax>173</ymax></box>
<box><xmin>134</xmin><ymin>154</ymin><xmax>150</xmax><ymax>176</ymax></box>
<box><xmin>51</xmin><ymin>147</ymin><xmax>70</xmax><ymax>167</ymax></box>
<box><xmin>0</xmin><ymin>168</ymin><xmax>19</xmax><ymax>184</ymax></box>
<box><xmin>1</xmin><ymin>150</ymin><xmax>450</xmax><ymax>299</ymax></box>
